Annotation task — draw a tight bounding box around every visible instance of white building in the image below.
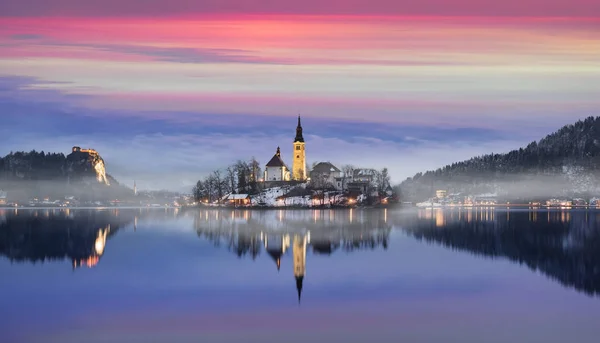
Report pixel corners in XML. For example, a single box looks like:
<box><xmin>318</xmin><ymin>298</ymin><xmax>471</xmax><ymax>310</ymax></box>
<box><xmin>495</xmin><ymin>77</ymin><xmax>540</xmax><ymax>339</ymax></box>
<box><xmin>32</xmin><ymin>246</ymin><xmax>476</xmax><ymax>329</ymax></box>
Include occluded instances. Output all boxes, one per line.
<box><xmin>264</xmin><ymin>147</ymin><xmax>291</xmax><ymax>182</ymax></box>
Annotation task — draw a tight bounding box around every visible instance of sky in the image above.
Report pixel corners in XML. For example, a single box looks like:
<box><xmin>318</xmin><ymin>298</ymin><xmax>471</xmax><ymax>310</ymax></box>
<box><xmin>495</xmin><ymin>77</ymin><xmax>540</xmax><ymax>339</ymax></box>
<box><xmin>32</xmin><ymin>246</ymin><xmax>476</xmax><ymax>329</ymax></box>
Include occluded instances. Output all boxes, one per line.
<box><xmin>1</xmin><ymin>1</ymin><xmax>599</xmax><ymax>191</ymax></box>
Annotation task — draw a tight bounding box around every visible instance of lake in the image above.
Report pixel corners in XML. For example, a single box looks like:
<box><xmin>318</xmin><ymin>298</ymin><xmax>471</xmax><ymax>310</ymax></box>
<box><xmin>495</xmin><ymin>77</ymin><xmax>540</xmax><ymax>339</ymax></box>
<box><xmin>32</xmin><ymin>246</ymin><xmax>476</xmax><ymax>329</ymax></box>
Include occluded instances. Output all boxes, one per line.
<box><xmin>1</xmin><ymin>207</ymin><xmax>599</xmax><ymax>343</ymax></box>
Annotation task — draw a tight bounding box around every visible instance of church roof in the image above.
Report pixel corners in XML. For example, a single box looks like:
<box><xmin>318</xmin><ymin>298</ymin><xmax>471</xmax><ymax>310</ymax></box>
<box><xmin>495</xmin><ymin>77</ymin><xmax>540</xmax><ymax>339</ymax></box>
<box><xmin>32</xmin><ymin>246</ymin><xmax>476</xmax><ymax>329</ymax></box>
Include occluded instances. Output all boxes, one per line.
<box><xmin>266</xmin><ymin>154</ymin><xmax>287</xmax><ymax>168</ymax></box>
<box><xmin>311</xmin><ymin>162</ymin><xmax>341</xmax><ymax>173</ymax></box>
<box><xmin>296</xmin><ymin>275</ymin><xmax>304</xmax><ymax>304</ymax></box>
<box><xmin>267</xmin><ymin>249</ymin><xmax>283</xmax><ymax>271</ymax></box>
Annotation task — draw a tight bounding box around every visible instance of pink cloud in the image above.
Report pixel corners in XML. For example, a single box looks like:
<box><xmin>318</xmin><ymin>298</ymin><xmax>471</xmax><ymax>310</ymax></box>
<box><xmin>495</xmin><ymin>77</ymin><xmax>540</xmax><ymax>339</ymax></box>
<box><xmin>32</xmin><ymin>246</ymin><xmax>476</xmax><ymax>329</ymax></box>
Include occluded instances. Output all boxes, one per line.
<box><xmin>1</xmin><ymin>1</ymin><xmax>600</xmax><ymax>17</ymax></box>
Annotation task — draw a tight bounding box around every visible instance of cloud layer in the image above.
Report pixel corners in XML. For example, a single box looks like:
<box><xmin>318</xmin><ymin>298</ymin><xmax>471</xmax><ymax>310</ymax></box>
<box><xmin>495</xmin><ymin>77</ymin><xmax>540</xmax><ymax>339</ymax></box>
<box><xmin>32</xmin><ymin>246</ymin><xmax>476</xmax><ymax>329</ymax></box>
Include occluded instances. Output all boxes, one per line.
<box><xmin>1</xmin><ymin>15</ymin><xmax>598</xmax><ymax>191</ymax></box>
<box><xmin>2</xmin><ymin>1</ymin><xmax>600</xmax><ymax>17</ymax></box>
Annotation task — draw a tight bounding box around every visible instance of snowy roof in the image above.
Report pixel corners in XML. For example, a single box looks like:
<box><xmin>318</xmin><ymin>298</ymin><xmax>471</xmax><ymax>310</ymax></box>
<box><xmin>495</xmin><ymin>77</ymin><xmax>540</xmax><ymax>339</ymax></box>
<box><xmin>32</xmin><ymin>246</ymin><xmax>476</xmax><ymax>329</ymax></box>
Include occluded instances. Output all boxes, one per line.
<box><xmin>311</xmin><ymin>162</ymin><xmax>340</xmax><ymax>173</ymax></box>
<box><xmin>227</xmin><ymin>194</ymin><xmax>250</xmax><ymax>200</ymax></box>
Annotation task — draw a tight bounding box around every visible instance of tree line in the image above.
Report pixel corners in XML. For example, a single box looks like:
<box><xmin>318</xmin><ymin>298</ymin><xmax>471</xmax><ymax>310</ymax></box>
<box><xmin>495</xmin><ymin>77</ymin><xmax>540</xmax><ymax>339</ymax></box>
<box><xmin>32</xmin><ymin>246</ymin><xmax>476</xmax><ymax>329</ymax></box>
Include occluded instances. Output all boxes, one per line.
<box><xmin>192</xmin><ymin>157</ymin><xmax>262</xmax><ymax>203</ymax></box>
<box><xmin>193</xmin><ymin>157</ymin><xmax>395</xmax><ymax>205</ymax></box>
<box><xmin>399</xmin><ymin>116</ymin><xmax>600</xmax><ymax>201</ymax></box>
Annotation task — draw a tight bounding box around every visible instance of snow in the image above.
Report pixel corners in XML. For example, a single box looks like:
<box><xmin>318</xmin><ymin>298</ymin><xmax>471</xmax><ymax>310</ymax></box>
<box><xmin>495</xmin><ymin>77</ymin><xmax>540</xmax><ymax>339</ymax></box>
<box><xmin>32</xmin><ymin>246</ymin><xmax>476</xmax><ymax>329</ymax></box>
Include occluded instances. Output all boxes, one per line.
<box><xmin>249</xmin><ymin>183</ymin><xmax>347</xmax><ymax>207</ymax></box>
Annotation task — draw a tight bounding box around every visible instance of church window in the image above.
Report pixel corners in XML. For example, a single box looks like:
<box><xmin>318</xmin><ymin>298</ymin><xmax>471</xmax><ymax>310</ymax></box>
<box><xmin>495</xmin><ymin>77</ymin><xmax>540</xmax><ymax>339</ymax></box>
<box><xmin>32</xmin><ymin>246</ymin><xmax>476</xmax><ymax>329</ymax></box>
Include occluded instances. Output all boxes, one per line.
<box><xmin>296</xmin><ymin>146</ymin><xmax>301</xmax><ymax>150</ymax></box>
<box><xmin>296</xmin><ymin>155</ymin><xmax>300</xmax><ymax>159</ymax></box>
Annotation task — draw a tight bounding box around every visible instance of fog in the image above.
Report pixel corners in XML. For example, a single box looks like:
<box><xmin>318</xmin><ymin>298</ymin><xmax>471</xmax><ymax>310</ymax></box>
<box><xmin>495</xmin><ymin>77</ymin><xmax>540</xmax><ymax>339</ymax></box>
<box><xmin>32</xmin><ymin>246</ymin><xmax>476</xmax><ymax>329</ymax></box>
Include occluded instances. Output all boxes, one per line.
<box><xmin>401</xmin><ymin>170</ymin><xmax>600</xmax><ymax>202</ymax></box>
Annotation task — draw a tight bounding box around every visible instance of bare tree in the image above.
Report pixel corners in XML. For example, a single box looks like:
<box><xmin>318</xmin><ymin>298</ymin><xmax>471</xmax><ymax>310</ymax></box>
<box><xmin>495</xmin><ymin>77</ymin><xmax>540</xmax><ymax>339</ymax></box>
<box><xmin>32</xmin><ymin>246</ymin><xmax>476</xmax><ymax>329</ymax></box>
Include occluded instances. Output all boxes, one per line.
<box><xmin>192</xmin><ymin>180</ymin><xmax>206</xmax><ymax>202</ymax></box>
<box><xmin>249</xmin><ymin>157</ymin><xmax>261</xmax><ymax>194</ymax></box>
<box><xmin>235</xmin><ymin>160</ymin><xmax>249</xmax><ymax>193</ymax></box>
<box><xmin>226</xmin><ymin>165</ymin><xmax>237</xmax><ymax>194</ymax></box>
<box><xmin>380</xmin><ymin>167</ymin><xmax>391</xmax><ymax>195</ymax></box>
<box><xmin>311</xmin><ymin>171</ymin><xmax>332</xmax><ymax>206</ymax></box>
<box><xmin>212</xmin><ymin>170</ymin><xmax>225</xmax><ymax>203</ymax></box>
<box><xmin>205</xmin><ymin>174</ymin><xmax>215</xmax><ymax>203</ymax></box>
<box><xmin>341</xmin><ymin>164</ymin><xmax>356</xmax><ymax>191</ymax></box>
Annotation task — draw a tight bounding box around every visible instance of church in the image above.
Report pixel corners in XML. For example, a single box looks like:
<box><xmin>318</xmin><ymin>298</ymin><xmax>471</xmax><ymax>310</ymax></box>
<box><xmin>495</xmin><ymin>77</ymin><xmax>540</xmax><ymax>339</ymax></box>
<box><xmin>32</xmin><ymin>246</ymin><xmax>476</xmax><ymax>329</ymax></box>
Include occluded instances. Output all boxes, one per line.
<box><xmin>264</xmin><ymin>116</ymin><xmax>307</xmax><ymax>182</ymax></box>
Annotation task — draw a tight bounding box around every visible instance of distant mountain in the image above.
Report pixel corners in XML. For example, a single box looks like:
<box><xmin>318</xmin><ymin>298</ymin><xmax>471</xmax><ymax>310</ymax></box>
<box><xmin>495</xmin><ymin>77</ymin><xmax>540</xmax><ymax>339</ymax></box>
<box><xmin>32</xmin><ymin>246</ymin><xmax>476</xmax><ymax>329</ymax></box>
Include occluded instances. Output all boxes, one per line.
<box><xmin>0</xmin><ymin>146</ymin><xmax>131</xmax><ymax>201</ymax></box>
<box><xmin>399</xmin><ymin>116</ymin><xmax>600</xmax><ymax>201</ymax></box>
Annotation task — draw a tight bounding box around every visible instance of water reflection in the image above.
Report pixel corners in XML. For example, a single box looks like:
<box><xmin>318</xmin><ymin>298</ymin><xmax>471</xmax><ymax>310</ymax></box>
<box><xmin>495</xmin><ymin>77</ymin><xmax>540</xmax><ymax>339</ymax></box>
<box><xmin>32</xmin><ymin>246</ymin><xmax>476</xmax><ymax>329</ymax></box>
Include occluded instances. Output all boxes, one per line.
<box><xmin>0</xmin><ymin>209</ymin><xmax>133</xmax><ymax>269</ymax></box>
<box><xmin>410</xmin><ymin>208</ymin><xmax>600</xmax><ymax>296</ymax></box>
<box><xmin>2</xmin><ymin>207</ymin><xmax>600</xmax><ymax>300</ymax></box>
<box><xmin>193</xmin><ymin>209</ymin><xmax>391</xmax><ymax>302</ymax></box>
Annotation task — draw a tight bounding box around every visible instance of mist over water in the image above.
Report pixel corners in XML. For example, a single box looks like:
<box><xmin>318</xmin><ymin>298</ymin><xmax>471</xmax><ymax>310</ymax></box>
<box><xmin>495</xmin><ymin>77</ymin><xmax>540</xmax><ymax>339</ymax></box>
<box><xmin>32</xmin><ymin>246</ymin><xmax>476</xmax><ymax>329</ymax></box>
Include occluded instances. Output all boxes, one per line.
<box><xmin>1</xmin><ymin>207</ymin><xmax>600</xmax><ymax>343</ymax></box>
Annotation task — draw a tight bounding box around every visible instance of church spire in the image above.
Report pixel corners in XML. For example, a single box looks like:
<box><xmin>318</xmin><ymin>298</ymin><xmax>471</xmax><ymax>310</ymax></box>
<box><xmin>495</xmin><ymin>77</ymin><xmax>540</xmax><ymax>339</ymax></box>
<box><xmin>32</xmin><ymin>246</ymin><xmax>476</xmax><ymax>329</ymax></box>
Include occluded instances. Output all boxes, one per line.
<box><xmin>296</xmin><ymin>276</ymin><xmax>303</xmax><ymax>304</ymax></box>
<box><xmin>294</xmin><ymin>115</ymin><xmax>304</xmax><ymax>143</ymax></box>
<box><xmin>276</xmin><ymin>146</ymin><xmax>281</xmax><ymax>157</ymax></box>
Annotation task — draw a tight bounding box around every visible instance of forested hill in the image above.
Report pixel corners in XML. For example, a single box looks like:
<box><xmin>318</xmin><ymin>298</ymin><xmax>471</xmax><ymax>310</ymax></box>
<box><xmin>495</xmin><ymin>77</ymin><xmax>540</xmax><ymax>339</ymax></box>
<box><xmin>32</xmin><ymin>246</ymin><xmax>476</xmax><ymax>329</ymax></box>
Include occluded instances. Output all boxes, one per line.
<box><xmin>399</xmin><ymin>116</ymin><xmax>600</xmax><ymax>201</ymax></box>
<box><xmin>0</xmin><ymin>149</ymin><xmax>131</xmax><ymax>201</ymax></box>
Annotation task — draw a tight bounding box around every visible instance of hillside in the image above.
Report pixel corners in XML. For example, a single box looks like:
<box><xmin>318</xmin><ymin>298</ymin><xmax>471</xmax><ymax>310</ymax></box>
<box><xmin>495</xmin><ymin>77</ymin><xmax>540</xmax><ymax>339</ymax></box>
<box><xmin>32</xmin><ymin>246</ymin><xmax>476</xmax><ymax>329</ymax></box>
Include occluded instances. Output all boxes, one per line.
<box><xmin>399</xmin><ymin>116</ymin><xmax>600</xmax><ymax>201</ymax></box>
<box><xmin>0</xmin><ymin>147</ymin><xmax>131</xmax><ymax>202</ymax></box>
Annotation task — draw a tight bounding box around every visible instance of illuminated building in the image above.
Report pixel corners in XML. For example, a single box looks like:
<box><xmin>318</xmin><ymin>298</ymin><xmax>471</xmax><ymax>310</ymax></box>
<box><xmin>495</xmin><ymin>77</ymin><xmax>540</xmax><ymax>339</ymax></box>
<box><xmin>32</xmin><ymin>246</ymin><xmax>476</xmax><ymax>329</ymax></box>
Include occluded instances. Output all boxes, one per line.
<box><xmin>264</xmin><ymin>147</ymin><xmax>292</xmax><ymax>181</ymax></box>
<box><xmin>436</xmin><ymin>190</ymin><xmax>447</xmax><ymax>199</ymax></box>
<box><xmin>292</xmin><ymin>116</ymin><xmax>307</xmax><ymax>181</ymax></box>
<box><xmin>71</xmin><ymin>146</ymin><xmax>110</xmax><ymax>185</ymax></box>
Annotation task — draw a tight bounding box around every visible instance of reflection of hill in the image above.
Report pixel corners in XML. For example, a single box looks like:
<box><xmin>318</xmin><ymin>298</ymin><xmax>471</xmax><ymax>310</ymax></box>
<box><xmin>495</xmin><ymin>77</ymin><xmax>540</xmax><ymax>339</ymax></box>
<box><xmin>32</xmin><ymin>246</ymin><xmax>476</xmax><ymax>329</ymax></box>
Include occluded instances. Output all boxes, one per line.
<box><xmin>404</xmin><ymin>209</ymin><xmax>600</xmax><ymax>296</ymax></box>
<box><xmin>0</xmin><ymin>209</ymin><xmax>134</xmax><ymax>268</ymax></box>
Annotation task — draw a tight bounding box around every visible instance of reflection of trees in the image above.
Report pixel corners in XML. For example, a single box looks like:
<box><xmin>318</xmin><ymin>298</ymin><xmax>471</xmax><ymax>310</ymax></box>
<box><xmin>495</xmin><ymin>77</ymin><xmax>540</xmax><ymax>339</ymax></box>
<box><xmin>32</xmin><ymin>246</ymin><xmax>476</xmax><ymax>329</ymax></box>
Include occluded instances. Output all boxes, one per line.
<box><xmin>192</xmin><ymin>209</ymin><xmax>392</xmax><ymax>259</ymax></box>
<box><xmin>404</xmin><ymin>210</ymin><xmax>600</xmax><ymax>296</ymax></box>
<box><xmin>0</xmin><ymin>209</ymin><xmax>133</xmax><ymax>267</ymax></box>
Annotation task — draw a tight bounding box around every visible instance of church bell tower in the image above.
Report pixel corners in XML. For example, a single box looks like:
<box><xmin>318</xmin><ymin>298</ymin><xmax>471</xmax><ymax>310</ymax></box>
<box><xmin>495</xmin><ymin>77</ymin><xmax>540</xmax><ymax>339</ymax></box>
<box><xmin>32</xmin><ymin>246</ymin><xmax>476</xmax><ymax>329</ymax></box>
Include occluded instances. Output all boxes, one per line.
<box><xmin>292</xmin><ymin>115</ymin><xmax>307</xmax><ymax>181</ymax></box>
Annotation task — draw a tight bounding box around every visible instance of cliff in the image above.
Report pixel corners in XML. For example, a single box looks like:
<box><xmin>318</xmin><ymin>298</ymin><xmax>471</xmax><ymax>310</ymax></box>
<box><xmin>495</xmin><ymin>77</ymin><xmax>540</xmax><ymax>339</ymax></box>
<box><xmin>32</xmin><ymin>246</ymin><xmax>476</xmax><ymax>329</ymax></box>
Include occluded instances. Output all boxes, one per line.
<box><xmin>0</xmin><ymin>146</ymin><xmax>130</xmax><ymax>201</ymax></box>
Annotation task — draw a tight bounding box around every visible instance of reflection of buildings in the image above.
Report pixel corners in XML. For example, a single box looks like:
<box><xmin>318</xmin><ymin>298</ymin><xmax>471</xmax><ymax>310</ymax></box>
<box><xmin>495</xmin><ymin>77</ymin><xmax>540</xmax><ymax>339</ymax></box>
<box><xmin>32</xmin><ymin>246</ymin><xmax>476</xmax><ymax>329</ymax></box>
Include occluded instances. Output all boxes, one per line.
<box><xmin>418</xmin><ymin>207</ymin><xmax>496</xmax><ymax>226</ymax></box>
<box><xmin>263</xmin><ymin>233</ymin><xmax>290</xmax><ymax>270</ymax></box>
<box><xmin>193</xmin><ymin>208</ymin><xmax>391</xmax><ymax>302</ymax></box>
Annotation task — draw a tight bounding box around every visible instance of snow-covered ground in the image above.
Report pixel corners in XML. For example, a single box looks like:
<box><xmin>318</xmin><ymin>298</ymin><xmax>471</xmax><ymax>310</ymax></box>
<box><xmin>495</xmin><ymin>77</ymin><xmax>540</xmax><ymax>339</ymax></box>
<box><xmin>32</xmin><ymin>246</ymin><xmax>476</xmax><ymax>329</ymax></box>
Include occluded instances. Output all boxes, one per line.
<box><xmin>250</xmin><ymin>184</ymin><xmax>347</xmax><ymax>207</ymax></box>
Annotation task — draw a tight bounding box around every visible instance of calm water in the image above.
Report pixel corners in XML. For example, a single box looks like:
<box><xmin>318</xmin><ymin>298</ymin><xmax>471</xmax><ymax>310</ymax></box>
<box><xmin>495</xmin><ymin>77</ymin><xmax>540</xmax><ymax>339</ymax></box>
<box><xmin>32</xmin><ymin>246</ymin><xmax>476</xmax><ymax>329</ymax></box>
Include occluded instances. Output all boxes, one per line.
<box><xmin>1</xmin><ymin>207</ymin><xmax>600</xmax><ymax>343</ymax></box>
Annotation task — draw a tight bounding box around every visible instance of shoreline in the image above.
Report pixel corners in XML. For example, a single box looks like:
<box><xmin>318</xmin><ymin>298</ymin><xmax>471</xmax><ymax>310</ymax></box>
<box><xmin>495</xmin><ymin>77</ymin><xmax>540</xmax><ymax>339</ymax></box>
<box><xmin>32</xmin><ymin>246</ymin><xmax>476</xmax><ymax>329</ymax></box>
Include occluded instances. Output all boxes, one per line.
<box><xmin>1</xmin><ymin>204</ymin><xmax>599</xmax><ymax>211</ymax></box>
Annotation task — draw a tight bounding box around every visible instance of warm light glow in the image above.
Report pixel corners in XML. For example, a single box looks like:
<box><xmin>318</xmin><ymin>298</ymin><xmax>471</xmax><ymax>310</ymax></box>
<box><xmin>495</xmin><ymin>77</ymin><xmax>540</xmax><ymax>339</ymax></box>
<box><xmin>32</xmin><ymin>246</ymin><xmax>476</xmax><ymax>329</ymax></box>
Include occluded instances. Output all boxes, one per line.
<box><xmin>94</xmin><ymin>226</ymin><xmax>109</xmax><ymax>256</ymax></box>
<box><xmin>94</xmin><ymin>159</ymin><xmax>110</xmax><ymax>185</ymax></box>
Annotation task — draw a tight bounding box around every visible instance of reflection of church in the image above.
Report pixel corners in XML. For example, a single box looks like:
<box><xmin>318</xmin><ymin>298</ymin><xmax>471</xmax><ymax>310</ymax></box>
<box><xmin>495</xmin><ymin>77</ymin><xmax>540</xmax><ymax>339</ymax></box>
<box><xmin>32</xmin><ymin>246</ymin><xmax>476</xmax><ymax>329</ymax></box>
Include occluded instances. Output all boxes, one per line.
<box><xmin>193</xmin><ymin>209</ymin><xmax>392</xmax><ymax>302</ymax></box>
<box><xmin>263</xmin><ymin>232</ymin><xmax>310</xmax><ymax>303</ymax></box>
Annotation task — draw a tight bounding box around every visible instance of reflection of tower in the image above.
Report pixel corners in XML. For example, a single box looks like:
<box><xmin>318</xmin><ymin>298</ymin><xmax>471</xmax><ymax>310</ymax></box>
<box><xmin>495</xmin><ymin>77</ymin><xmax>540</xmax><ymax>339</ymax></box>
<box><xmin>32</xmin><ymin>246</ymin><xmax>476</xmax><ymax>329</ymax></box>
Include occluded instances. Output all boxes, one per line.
<box><xmin>293</xmin><ymin>234</ymin><xmax>307</xmax><ymax>303</ymax></box>
<box><xmin>292</xmin><ymin>116</ymin><xmax>307</xmax><ymax>181</ymax></box>
<box><xmin>134</xmin><ymin>216</ymin><xmax>138</xmax><ymax>232</ymax></box>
